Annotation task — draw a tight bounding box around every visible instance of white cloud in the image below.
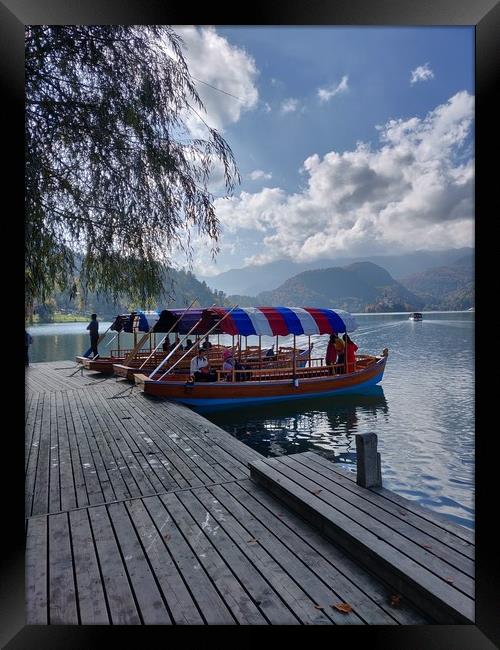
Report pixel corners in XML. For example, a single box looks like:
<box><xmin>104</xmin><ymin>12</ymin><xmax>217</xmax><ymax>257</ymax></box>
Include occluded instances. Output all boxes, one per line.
<box><xmin>175</xmin><ymin>26</ymin><xmax>259</xmax><ymax>135</ymax></box>
<box><xmin>317</xmin><ymin>75</ymin><xmax>349</xmax><ymax>103</ymax></box>
<box><xmin>214</xmin><ymin>91</ymin><xmax>474</xmax><ymax>264</ymax></box>
<box><xmin>281</xmin><ymin>98</ymin><xmax>299</xmax><ymax>113</ymax></box>
<box><xmin>411</xmin><ymin>63</ymin><xmax>434</xmax><ymax>84</ymax></box>
<box><xmin>248</xmin><ymin>169</ymin><xmax>273</xmax><ymax>181</ymax></box>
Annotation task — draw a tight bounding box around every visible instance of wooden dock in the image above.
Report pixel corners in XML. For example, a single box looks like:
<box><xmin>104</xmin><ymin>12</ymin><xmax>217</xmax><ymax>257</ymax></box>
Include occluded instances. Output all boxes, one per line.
<box><xmin>24</xmin><ymin>361</ymin><xmax>474</xmax><ymax>625</ymax></box>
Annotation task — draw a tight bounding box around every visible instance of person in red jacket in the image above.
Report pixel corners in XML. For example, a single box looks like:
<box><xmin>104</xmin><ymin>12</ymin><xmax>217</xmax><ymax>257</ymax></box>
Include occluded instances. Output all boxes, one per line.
<box><xmin>326</xmin><ymin>334</ymin><xmax>341</xmax><ymax>374</ymax></box>
<box><xmin>343</xmin><ymin>334</ymin><xmax>359</xmax><ymax>373</ymax></box>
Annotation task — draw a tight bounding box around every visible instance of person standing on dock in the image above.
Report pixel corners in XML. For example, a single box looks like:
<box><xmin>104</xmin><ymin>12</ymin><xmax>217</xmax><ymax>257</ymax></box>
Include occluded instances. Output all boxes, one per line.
<box><xmin>25</xmin><ymin>329</ymin><xmax>33</xmax><ymax>367</ymax></box>
<box><xmin>86</xmin><ymin>313</ymin><xmax>99</xmax><ymax>359</ymax></box>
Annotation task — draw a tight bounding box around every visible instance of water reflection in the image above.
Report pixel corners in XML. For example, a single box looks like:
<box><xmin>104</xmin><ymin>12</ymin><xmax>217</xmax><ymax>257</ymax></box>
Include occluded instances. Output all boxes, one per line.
<box><xmin>203</xmin><ymin>386</ymin><xmax>388</xmax><ymax>460</ymax></box>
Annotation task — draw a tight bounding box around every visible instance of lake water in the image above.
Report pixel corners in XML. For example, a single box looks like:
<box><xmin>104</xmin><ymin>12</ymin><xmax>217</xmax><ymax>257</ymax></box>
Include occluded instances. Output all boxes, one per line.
<box><xmin>27</xmin><ymin>311</ymin><xmax>475</xmax><ymax>529</ymax></box>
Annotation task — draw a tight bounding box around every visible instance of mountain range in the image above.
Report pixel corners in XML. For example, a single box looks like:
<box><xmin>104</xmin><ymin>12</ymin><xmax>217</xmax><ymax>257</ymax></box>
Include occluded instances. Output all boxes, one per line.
<box><xmin>229</xmin><ymin>262</ymin><xmax>424</xmax><ymax>312</ymax></box>
<box><xmin>35</xmin><ymin>250</ymin><xmax>474</xmax><ymax>321</ymax></box>
<box><xmin>199</xmin><ymin>248</ymin><xmax>473</xmax><ymax>297</ymax></box>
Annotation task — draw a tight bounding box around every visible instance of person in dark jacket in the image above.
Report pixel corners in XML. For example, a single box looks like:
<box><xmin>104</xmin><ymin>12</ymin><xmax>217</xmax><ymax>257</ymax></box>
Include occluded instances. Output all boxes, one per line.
<box><xmin>25</xmin><ymin>330</ymin><xmax>33</xmax><ymax>367</ymax></box>
<box><xmin>86</xmin><ymin>314</ymin><xmax>99</xmax><ymax>358</ymax></box>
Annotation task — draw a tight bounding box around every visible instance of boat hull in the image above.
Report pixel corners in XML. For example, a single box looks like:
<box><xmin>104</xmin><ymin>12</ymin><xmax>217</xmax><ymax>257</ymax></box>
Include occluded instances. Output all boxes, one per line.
<box><xmin>75</xmin><ymin>355</ymin><xmax>125</xmax><ymax>373</ymax></box>
<box><xmin>136</xmin><ymin>356</ymin><xmax>387</xmax><ymax>408</ymax></box>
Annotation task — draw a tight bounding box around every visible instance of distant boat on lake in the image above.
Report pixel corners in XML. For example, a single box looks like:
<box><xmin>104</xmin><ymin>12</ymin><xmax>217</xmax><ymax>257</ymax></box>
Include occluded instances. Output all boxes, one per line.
<box><xmin>409</xmin><ymin>312</ymin><xmax>423</xmax><ymax>321</ymax></box>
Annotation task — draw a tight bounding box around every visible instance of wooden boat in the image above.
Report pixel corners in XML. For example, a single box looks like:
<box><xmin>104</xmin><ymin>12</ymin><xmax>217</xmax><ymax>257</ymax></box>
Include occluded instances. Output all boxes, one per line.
<box><xmin>112</xmin><ymin>306</ymin><xmax>309</xmax><ymax>381</ymax></box>
<box><xmin>76</xmin><ymin>311</ymin><xmax>160</xmax><ymax>374</ymax></box>
<box><xmin>409</xmin><ymin>312</ymin><xmax>423</xmax><ymax>321</ymax></box>
<box><xmin>133</xmin><ymin>306</ymin><xmax>388</xmax><ymax>408</ymax></box>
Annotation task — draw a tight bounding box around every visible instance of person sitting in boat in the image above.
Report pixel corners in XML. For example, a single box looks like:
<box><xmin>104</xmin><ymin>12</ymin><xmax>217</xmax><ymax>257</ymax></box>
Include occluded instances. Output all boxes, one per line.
<box><xmin>174</xmin><ymin>333</ymin><xmax>184</xmax><ymax>351</ymax></box>
<box><xmin>326</xmin><ymin>334</ymin><xmax>339</xmax><ymax>375</ymax></box>
<box><xmin>190</xmin><ymin>348</ymin><xmax>209</xmax><ymax>381</ymax></box>
<box><xmin>265</xmin><ymin>345</ymin><xmax>275</xmax><ymax>358</ymax></box>
<box><xmin>334</xmin><ymin>334</ymin><xmax>345</xmax><ymax>374</ymax></box>
<box><xmin>162</xmin><ymin>336</ymin><xmax>171</xmax><ymax>352</ymax></box>
<box><xmin>221</xmin><ymin>349</ymin><xmax>235</xmax><ymax>381</ymax></box>
<box><xmin>185</xmin><ymin>338</ymin><xmax>194</xmax><ymax>350</ymax></box>
<box><xmin>202</xmin><ymin>336</ymin><xmax>212</xmax><ymax>350</ymax></box>
<box><xmin>342</xmin><ymin>333</ymin><xmax>358</xmax><ymax>373</ymax></box>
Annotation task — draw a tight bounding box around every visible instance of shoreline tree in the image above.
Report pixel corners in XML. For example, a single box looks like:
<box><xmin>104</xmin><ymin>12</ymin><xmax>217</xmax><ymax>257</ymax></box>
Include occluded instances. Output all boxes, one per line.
<box><xmin>25</xmin><ymin>25</ymin><xmax>239</xmax><ymax>315</ymax></box>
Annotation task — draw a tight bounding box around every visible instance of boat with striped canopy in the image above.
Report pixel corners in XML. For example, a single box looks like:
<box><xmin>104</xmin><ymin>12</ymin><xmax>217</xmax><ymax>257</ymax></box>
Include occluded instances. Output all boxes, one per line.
<box><xmin>134</xmin><ymin>306</ymin><xmax>388</xmax><ymax>408</ymax></box>
<box><xmin>112</xmin><ymin>306</ymin><xmax>310</xmax><ymax>380</ymax></box>
<box><xmin>76</xmin><ymin>310</ymin><xmax>161</xmax><ymax>373</ymax></box>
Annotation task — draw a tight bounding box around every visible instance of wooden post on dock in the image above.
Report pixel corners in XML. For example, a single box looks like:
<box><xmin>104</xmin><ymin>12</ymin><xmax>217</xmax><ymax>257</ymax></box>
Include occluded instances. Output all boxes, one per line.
<box><xmin>355</xmin><ymin>433</ymin><xmax>382</xmax><ymax>488</ymax></box>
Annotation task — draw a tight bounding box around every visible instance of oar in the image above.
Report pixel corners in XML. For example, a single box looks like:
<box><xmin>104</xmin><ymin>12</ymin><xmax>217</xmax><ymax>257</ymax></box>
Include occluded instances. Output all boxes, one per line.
<box><xmin>138</xmin><ymin>299</ymin><xmax>198</xmax><ymax>370</ymax></box>
<box><xmin>158</xmin><ymin>304</ymin><xmax>239</xmax><ymax>380</ymax></box>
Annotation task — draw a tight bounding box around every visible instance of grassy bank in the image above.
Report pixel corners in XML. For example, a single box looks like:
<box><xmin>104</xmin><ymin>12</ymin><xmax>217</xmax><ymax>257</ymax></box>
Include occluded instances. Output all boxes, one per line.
<box><xmin>28</xmin><ymin>312</ymin><xmax>90</xmax><ymax>324</ymax></box>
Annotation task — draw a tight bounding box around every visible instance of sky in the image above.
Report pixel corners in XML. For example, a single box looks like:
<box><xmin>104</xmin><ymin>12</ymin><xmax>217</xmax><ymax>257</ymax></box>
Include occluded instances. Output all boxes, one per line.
<box><xmin>170</xmin><ymin>26</ymin><xmax>474</xmax><ymax>277</ymax></box>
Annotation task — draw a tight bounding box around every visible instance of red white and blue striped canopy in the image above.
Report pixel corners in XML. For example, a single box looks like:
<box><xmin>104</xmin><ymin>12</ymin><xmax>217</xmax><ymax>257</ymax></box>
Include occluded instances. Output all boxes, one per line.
<box><xmin>111</xmin><ymin>306</ymin><xmax>357</xmax><ymax>335</ymax></box>
<box><xmin>209</xmin><ymin>307</ymin><xmax>357</xmax><ymax>336</ymax></box>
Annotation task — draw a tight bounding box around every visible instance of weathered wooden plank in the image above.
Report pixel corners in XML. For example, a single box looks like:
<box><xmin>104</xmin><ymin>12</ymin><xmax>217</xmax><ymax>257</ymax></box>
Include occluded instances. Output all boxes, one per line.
<box><xmin>259</xmin><ymin>457</ymin><xmax>474</xmax><ymax>599</ymax></box>
<box><xmin>88</xmin><ymin>505</ymin><xmax>141</xmax><ymax>624</ymax></box>
<box><xmin>280</xmin><ymin>454</ymin><xmax>474</xmax><ymax>578</ymax></box>
<box><xmin>93</xmin><ymin>390</ymin><xmax>182</xmax><ymax>495</ymax></box>
<box><xmin>103</xmin><ymin>394</ymin><xmax>209</xmax><ymax>489</ymax></box>
<box><xmin>303</xmin><ymin>451</ymin><xmax>474</xmax><ymax>545</ymax></box>
<box><xmin>55</xmin><ymin>391</ymin><xmax>77</xmax><ymax>512</ymax></box>
<box><xmin>78</xmin><ymin>389</ymin><xmax>134</xmax><ymax>502</ymax></box>
<box><xmin>78</xmin><ymin>389</ymin><xmax>144</xmax><ymax>500</ymax></box>
<box><xmin>167</xmin><ymin>400</ymin><xmax>261</xmax><ymax>466</ymax></box>
<box><xmin>31</xmin><ymin>392</ymin><xmax>52</xmax><ymax>516</ymax></box>
<box><xmin>250</xmin><ymin>458</ymin><xmax>474</xmax><ymax>623</ymax></box>
<box><xmin>148</xmin><ymin>404</ymin><xmax>251</xmax><ymax>480</ymax></box>
<box><xmin>195</xmin><ymin>485</ymin><xmax>359</xmax><ymax>625</ymax></box>
<box><xmin>65</xmin><ymin>390</ymin><xmax>106</xmax><ymax>505</ymax></box>
<box><xmin>107</xmin><ymin>502</ymin><xmax>172</xmax><ymax>624</ymax></box>
<box><xmin>48</xmin><ymin>392</ymin><xmax>61</xmax><ymax>513</ymax></box>
<box><xmin>143</xmin><ymin>494</ymin><xmax>236</xmax><ymax>624</ymax></box>
<box><xmin>25</xmin><ymin>392</ymin><xmax>44</xmax><ymax>517</ymax></box>
<box><xmin>72</xmin><ymin>391</ymin><xmax>117</xmax><ymax>505</ymax></box>
<box><xmin>126</xmin><ymin>498</ymin><xmax>204</xmax><ymax>624</ymax></box>
<box><xmin>233</xmin><ymin>479</ymin><xmax>429</xmax><ymax>625</ymax></box>
<box><xmin>25</xmin><ymin>391</ymin><xmax>39</xmax><ymax>469</ymax></box>
<box><xmin>219</xmin><ymin>481</ymin><xmax>399</xmax><ymax>625</ymax></box>
<box><xmin>117</xmin><ymin>397</ymin><xmax>228</xmax><ymax>486</ymax></box>
<box><xmin>26</xmin><ymin>516</ymin><xmax>48</xmax><ymax>624</ymax></box>
<box><xmin>61</xmin><ymin>390</ymin><xmax>90</xmax><ymax>509</ymax></box>
<box><xmin>160</xmin><ymin>491</ymin><xmax>267</xmax><ymax>624</ymax></box>
<box><xmin>69</xmin><ymin>509</ymin><xmax>110</xmax><ymax>624</ymax></box>
<box><xmin>301</xmin><ymin>452</ymin><xmax>475</xmax><ymax>555</ymax></box>
<box><xmin>177</xmin><ymin>488</ymin><xmax>300</xmax><ymax>625</ymax></box>
<box><xmin>48</xmin><ymin>512</ymin><xmax>79</xmax><ymax>624</ymax></box>
<box><xmin>270</xmin><ymin>456</ymin><xmax>474</xmax><ymax>597</ymax></box>
<box><xmin>96</xmin><ymin>396</ymin><xmax>181</xmax><ymax>494</ymax></box>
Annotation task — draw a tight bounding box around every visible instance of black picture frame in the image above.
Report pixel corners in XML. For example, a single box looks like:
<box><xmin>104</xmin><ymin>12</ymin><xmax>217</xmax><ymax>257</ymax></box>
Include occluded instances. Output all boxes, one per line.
<box><xmin>4</xmin><ymin>1</ymin><xmax>498</xmax><ymax>647</ymax></box>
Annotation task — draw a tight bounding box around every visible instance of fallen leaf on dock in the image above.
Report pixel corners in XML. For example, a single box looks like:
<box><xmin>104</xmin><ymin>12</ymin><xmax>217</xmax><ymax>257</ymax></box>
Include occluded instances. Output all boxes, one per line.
<box><xmin>332</xmin><ymin>602</ymin><xmax>353</xmax><ymax>614</ymax></box>
<box><xmin>398</xmin><ymin>510</ymin><xmax>408</xmax><ymax>517</ymax></box>
<box><xmin>422</xmin><ymin>544</ymin><xmax>433</xmax><ymax>550</ymax></box>
<box><xmin>247</xmin><ymin>538</ymin><xmax>258</xmax><ymax>544</ymax></box>
<box><xmin>389</xmin><ymin>594</ymin><xmax>401</xmax><ymax>607</ymax></box>
<box><xmin>313</xmin><ymin>604</ymin><xmax>324</xmax><ymax>610</ymax></box>
<box><xmin>164</xmin><ymin>534</ymin><xmax>171</xmax><ymax>541</ymax></box>
<box><xmin>444</xmin><ymin>577</ymin><xmax>454</xmax><ymax>584</ymax></box>
<box><xmin>311</xmin><ymin>489</ymin><xmax>322</xmax><ymax>496</ymax></box>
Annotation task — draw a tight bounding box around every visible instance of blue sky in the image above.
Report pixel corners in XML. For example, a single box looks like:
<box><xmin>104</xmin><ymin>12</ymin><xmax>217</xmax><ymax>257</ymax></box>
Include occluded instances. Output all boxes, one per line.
<box><xmin>172</xmin><ymin>26</ymin><xmax>474</xmax><ymax>276</ymax></box>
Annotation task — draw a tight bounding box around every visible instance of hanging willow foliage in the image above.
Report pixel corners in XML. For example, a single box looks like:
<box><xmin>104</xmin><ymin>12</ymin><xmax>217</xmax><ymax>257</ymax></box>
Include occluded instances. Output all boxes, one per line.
<box><xmin>25</xmin><ymin>25</ymin><xmax>240</xmax><ymax>312</ymax></box>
